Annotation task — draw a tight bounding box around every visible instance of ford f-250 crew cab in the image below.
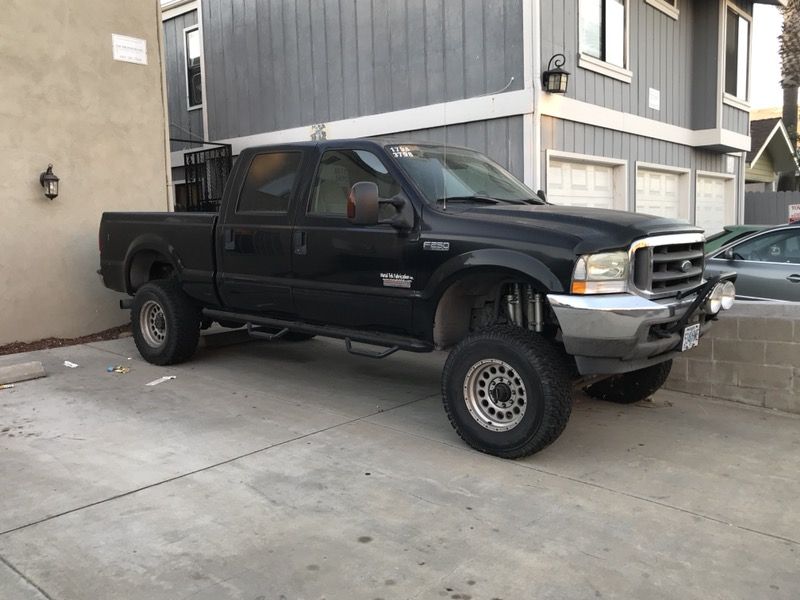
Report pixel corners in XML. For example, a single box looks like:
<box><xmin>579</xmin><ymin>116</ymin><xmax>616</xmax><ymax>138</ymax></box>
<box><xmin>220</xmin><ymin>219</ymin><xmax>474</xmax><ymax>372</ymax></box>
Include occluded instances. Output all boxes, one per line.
<box><xmin>99</xmin><ymin>139</ymin><xmax>735</xmax><ymax>458</ymax></box>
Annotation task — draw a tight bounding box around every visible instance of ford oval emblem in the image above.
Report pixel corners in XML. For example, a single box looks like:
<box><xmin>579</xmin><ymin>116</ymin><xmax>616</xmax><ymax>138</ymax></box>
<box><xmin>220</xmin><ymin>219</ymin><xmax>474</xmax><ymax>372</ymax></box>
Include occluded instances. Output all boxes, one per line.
<box><xmin>680</xmin><ymin>260</ymin><xmax>693</xmax><ymax>273</ymax></box>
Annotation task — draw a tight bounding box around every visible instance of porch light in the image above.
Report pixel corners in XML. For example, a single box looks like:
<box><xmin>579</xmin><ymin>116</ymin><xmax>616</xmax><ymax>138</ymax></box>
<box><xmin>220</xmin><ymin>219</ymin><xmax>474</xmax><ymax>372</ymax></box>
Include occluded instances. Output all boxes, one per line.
<box><xmin>543</xmin><ymin>54</ymin><xmax>569</xmax><ymax>94</ymax></box>
<box><xmin>39</xmin><ymin>164</ymin><xmax>59</xmax><ymax>200</ymax></box>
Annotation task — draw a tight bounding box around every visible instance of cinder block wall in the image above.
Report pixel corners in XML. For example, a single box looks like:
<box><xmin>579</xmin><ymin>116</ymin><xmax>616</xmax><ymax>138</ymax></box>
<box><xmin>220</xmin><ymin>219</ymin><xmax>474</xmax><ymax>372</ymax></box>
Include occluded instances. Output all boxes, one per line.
<box><xmin>666</xmin><ymin>303</ymin><xmax>800</xmax><ymax>414</ymax></box>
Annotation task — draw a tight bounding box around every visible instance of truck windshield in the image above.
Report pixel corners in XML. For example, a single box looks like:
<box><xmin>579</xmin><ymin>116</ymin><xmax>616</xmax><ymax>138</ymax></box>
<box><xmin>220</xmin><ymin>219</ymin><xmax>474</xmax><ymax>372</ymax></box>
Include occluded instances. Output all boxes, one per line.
<box><xmin>386</xmin><ymin>144</ymin><xmax>541</xmax><ymax>206</ymax></box>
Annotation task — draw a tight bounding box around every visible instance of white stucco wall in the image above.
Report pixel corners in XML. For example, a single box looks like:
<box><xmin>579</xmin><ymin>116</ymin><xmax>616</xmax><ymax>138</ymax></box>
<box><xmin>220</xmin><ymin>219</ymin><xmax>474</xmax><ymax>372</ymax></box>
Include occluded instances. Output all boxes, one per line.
<box><xmin>0</xmin><ymin>0</ymin><xmax>170</xmax><ymax>344</ymax></box>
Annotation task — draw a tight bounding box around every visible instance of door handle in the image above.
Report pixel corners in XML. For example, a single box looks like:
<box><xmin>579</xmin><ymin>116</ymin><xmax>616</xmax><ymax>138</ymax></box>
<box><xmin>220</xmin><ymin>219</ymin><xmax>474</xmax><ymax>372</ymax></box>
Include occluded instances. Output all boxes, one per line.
<box><xmin>787</xmin><ymin>274</ymin><xmax>800</xmax><ymax>283</ymax></box>
<box><xmin>224</xmin><ymin>228</ymin><xmax>235</xmax><ymax>251</ymax></box>
<box><xmin>293</xmin><ymin>230</ymin><xmax>307</xmax><ymax>256</ymax></box>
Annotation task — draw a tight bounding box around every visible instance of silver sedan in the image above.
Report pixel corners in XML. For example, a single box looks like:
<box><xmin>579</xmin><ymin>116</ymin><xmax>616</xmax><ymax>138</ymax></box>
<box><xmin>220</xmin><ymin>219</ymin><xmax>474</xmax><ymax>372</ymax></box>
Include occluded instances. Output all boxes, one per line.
<box><xmin>705</xmin><ymin>224</ymin><xmax>800</xmax><ymax>302</ymax></box>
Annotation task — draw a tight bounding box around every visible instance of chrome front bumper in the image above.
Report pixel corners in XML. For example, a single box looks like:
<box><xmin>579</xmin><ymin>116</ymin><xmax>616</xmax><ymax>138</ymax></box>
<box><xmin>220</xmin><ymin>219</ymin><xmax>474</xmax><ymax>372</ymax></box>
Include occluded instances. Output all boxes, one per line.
<box><xmin>548</xmin><ymin>292</ymin><xmax>708</xmax><ymax>375</ymax></box>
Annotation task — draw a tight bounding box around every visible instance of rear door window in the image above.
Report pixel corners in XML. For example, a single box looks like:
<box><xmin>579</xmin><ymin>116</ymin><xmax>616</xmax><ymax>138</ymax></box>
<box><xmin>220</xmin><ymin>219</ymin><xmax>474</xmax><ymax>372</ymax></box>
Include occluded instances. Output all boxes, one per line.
<box><xmin>237</xmin><ymin>152</ymin><xmax>303</xmax><ymax>213</ymax></box>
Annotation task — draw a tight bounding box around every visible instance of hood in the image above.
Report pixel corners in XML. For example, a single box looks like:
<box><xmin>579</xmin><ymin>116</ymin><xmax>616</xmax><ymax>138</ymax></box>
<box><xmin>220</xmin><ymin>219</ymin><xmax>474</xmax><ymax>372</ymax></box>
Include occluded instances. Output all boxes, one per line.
<box><xmin>456</xmin><ymin>204</ymin><xmax>702</xmax><ymax>253</ymax></box>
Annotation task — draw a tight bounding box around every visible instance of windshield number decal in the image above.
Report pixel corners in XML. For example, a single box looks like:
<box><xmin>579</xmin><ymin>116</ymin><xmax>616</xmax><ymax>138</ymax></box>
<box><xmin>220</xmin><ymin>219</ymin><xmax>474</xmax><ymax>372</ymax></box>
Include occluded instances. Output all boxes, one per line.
<box><xmin>387</xmin><ymin>145</ymin><xmax>418</xmax><ymax>158</ymax></box>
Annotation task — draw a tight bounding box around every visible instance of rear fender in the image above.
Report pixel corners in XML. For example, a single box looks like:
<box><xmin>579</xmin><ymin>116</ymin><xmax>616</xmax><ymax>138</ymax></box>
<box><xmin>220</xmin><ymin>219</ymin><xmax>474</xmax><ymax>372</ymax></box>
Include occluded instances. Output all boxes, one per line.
<box><xmin>123</xmin><ymin>234</ymin><xmax>182</xmax><ymax>293</ymax></box>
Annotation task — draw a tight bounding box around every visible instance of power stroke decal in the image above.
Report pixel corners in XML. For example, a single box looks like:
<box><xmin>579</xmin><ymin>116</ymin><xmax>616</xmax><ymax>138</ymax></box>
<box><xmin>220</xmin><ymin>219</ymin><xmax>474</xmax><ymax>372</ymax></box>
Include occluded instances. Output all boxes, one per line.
<box><xmin>381</xmin><ymin>273</ymin><xmax>414</xmax><ymax>288</ymax></box>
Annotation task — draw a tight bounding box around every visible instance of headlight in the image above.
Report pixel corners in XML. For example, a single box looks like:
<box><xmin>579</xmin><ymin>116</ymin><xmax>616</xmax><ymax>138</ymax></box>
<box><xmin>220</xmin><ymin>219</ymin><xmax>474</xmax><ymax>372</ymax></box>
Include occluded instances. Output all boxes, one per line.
<box><xmin>720</xmin><ymin>281</ymin><xmax>735</xmax><ymax>310</ymax></box>
<box><xmin>571</xmin><ymin>251</ymin><xmax>629</xmax><ymax>294</ymax></box>
<box><xmin>705</xmin><ymin>284</ymin><xmax>723</xmax><ymax>315</ymax></box>
<box><xmin>704</xmin><ymin>281</ymin><xmax>736</xmax><ymax>315</ymax></box>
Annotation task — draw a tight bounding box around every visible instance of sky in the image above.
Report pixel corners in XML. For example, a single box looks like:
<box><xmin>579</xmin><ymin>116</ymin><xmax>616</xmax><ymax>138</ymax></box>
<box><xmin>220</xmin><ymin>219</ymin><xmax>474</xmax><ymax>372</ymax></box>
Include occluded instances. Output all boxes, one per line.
<box><xmin>752</xmin><ymin>5</ymin><xmax>784</xmax><ymax>109</ymax></box>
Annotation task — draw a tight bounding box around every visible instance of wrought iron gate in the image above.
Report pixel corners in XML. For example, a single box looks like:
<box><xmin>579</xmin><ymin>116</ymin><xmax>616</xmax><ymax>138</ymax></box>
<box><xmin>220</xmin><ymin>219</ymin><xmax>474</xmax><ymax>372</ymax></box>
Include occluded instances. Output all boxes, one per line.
<box><xmin>172</xmin><ymin>139</ymin><xmax>233</xmax><ymax>212</ymax></box>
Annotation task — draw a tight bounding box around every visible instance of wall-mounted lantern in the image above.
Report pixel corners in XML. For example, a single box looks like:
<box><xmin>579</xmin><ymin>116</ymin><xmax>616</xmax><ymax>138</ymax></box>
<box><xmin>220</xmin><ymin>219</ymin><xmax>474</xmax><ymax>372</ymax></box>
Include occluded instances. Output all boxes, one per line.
<box><xmin>39</xmin><ymin>164</ymin><xmax>59</xmax><ymax>200</ymax></box>
<box><xmin>543</xmin><ymin>54</ymin><xmax>570</xmax><ymax>94</ymax></box>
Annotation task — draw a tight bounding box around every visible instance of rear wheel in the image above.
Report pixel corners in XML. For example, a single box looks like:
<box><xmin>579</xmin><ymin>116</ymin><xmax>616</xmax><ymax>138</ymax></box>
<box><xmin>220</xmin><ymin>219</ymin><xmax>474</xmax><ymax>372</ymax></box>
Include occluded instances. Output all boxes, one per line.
<box><xmin>584</xmin><ymin>360</ymin><xmax>672</xmax><ymax>404</ymax></box>
<box><xmin>131</xmin><ymin>280</ymin><xmax>200</xmax><ymax>365</ymax></box>
<box><xmin>442</xmin><ymin>326</ymin><xmax>572</xmax><ymax>459</ymax></box>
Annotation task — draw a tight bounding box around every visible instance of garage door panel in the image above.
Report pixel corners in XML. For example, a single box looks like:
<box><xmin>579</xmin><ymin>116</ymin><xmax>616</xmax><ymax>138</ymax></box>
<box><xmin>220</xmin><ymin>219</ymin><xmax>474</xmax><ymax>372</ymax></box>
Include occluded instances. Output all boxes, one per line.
<box><xmin>696</xmin><ymin>175</ymin><xmax>731</xmax><ymax>235</ymax></box>
<box><xmin>636</xmin><ymin>169</ymin><xmax>680</xmax><ymax>220</ymax></box>
<box><xmin>549</xmin><ymin>159</ymin><xmax>615</xmax><ymax>210</ymax></box>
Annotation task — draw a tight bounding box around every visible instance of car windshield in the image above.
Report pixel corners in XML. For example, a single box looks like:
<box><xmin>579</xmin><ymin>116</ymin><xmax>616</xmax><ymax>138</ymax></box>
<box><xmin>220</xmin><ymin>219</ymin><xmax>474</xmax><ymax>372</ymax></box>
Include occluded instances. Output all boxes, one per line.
<box><xmin>385</xmin><ymin>144</ymin><xmax>541</xmax><ymax>206</ymax></box>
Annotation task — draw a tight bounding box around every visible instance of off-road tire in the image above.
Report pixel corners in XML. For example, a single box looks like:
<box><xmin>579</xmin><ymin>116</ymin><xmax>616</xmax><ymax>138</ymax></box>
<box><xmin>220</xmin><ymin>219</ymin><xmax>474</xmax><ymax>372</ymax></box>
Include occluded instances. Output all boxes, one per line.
<box><xmin>131</xmin><ymin>279</ymin><xmax>200</xmax><ymax>365</ymax></box>
<box><xmin>442</xmin><ymin>326</ymin><xmax>573</xmax><ymax>459</ymax></box>
<box><xmin>584</xmin><ymin>360</ymin><xmax>673</xmax><ymax>404</ymax></box>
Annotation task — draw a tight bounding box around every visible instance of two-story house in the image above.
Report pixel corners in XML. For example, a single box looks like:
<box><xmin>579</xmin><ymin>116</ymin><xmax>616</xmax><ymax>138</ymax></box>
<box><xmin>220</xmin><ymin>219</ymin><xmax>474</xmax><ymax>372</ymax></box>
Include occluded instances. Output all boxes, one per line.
<box><xmin>161</xmin><ymin>0</ymin><xmax>784</xmax><ymax>234</ymax></box>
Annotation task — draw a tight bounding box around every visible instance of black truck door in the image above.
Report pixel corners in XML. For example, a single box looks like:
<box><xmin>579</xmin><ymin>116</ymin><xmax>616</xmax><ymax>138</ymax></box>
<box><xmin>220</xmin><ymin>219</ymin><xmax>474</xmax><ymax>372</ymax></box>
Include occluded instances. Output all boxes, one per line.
<box><xmin>216</xmin><ymin>149</ymin><xmax>307</xmax><ymax>314</ymax></box>
<box><xmin>290</xmin><ymin>147</ymin><xmax>418</xmax><ymax>333</ymax></box>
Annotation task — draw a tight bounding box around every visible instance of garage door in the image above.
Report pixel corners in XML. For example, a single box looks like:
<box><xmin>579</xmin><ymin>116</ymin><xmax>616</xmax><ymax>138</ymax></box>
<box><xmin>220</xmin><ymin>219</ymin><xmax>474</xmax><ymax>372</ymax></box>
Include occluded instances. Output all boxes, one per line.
<box><xmin>695</xmin><ymin>175</ymin><xmax>729</xmax><ymax>235</ymax></box>
<box><xmin>636</xmin><ymin>169</ymin><xmax>680</xmax><ymax>219</ymax></box>
<box><xmin>548</xmin><ymin>160</ymin><xmax>615</xmax><ymax>209</ymax></box>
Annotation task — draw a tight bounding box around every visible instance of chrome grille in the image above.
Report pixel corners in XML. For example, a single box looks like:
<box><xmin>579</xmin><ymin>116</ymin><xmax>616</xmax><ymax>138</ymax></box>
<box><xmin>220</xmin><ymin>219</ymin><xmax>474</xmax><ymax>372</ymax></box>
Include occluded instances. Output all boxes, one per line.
<box><xmin>632</xmin><ymin>234</ymin><xmax>705</xmax><ymax>297</ymax></box>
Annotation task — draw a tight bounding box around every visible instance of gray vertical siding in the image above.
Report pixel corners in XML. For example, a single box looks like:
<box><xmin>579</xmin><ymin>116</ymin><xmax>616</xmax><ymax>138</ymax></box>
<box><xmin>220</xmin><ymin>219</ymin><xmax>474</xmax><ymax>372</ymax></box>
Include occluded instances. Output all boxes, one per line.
<box><xmin>689</xmin><ymin>0</ymin><xmax>721</xmax><ymax>130</ymax></box>
<box><xmin>722</xmin><ymin>104</ymin><xmax>750</xmax><ymax>135</ymax></box>
<box><xmin>163</xmin><ymin>11</ymin><xmax>204</xmax><ymax>152</ymax></box>
<box><xmin>540</xmin><ymin>116</ymin><xmax>741</xmax><ymax>219</ymax></box>
<box><xmin>387</xmin><ymin>116</ymin><xmax>526</xmax><ymax>180</ymax></box>
<box><xmin>200</xmin><ymin>0</ymin><xmax>524</xmax><ymax>141</ymax></box>
<box><xmin>541</xmin><ymin>0</ymin><xmax>753</xmax><ymax>134</ymax></box>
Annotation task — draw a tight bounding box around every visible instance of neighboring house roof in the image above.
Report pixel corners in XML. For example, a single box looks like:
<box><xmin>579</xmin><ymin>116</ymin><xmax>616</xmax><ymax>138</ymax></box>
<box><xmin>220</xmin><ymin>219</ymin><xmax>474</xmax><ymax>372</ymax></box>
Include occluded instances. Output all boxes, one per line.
<box><xmin>750</xmin><ymin>107</ymin><xmax>800</xmax><ymax>124</ymax></box>
<box><xmin>747</xmin><ymin>118</ymin><xmax>798</xmax><ymax>173</ymax></box>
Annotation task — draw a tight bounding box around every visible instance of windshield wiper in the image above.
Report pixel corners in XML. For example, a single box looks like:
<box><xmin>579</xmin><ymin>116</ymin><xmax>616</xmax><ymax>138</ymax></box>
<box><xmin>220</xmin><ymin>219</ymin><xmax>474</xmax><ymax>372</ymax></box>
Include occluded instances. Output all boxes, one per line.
<box><xmin>436</xmin><ymin>195</ymin><xmax>530</xmax><ymax>206</ymax></box>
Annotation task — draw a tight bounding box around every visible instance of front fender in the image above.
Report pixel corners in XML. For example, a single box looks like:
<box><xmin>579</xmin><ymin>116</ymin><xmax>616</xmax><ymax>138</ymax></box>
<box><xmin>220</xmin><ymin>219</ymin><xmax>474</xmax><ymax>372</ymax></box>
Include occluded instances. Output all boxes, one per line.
<box><xmin>421</xmin><ymin>248</ymin><xmax>565</xmax><ymax>300</ymax></box>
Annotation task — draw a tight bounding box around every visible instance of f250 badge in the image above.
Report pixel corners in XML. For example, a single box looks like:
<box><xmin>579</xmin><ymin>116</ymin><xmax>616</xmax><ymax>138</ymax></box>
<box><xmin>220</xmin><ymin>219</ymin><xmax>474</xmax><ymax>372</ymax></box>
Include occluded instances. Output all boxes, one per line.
<box><xmin>381</xmin><ymin>273</ymin><xmax>414</xmax><ymax>288</ymax></box>
<box><xmin>423</xmin><ymin>241</ymin><xmax>450</xmax><ymax>252</ymax></box>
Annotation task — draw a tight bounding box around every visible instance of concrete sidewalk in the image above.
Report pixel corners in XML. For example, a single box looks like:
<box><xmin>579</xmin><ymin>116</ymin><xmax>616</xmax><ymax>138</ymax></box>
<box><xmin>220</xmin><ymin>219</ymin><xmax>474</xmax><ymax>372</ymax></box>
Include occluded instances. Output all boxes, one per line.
<box><xmin>0</xmin><ymin>335</ymin><xmax>798</xmax><ymax>599</ymax></box>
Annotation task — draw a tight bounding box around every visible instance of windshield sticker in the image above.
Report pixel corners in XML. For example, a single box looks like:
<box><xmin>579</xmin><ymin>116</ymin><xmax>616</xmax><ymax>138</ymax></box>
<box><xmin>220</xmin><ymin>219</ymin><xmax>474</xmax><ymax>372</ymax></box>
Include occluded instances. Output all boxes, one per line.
<box><xmin>381</xmin><ymin>273</ymin><xmax>414</xmax><ymax>288</ymax></box>
<box><xmin>387</xmin><ymin>145</ymin><xmax>419</xmax><ymax>158</ymax></box>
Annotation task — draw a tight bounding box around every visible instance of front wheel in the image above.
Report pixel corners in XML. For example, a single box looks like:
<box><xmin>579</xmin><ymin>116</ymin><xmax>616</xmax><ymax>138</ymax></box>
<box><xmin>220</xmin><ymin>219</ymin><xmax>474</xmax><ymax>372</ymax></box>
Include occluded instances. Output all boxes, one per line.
<box><xmin>442</xmin><ymin>326</ymin><xmax>573</xmax><ymax>459</ymax></box>
<box><xmin>131</xmin><ymin>279</ymin><xmax>200</xmax><ymax>365</ymax></box>
<box><xmin>584</xmin><ymin>360</ymin><xmax>672</xmax><ymax>404</ymax></box>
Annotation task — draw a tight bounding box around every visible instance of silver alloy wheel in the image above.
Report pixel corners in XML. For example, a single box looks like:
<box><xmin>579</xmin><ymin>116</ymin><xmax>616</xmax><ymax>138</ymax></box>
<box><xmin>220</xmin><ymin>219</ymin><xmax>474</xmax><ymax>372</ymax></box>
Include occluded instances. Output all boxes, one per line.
<box><xmin>463</xmin><ymin>358</ymin><xmax>527</xmax><ymax>432</ymax></box>
<box><xmin>140</xmin><ymin>299</ymin><xmax>167</xmax><ymax>348</ymax></box>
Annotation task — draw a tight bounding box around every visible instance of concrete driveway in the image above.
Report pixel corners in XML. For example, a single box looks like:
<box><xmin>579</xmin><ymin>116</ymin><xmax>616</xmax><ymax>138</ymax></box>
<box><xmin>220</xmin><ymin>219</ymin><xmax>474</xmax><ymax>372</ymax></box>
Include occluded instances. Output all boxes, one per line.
<box><xmin>0</xmin><ymin>333</ymin><xmax>798</xmax><ymax>600</ymax></box>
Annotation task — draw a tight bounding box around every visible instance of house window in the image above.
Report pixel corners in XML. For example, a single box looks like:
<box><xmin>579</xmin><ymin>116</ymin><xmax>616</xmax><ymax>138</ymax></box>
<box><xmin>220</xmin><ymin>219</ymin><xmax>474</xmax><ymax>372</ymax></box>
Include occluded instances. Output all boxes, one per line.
<box><xmin>579</xmin><ymin>0</ymin><xmax>626</xmax><ymax>68</ymax></box>
<box><xmin>185</xmin><ymin>27</ymin><xmax>203</xmax><ymax>108</ymax></box>
<box><xmin>725</xmin><ymin>7</ymin><xmax>750</xmax><ymax>100</ymax></box>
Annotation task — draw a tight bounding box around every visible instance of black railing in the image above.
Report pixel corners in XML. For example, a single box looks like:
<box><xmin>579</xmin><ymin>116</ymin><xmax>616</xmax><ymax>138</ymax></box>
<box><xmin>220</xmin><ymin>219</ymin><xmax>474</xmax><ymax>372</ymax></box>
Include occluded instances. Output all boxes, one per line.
<box><xmin>171</xmin><ymin>139</ymin><xmax>233</xmax><ymax>212</ymax></box>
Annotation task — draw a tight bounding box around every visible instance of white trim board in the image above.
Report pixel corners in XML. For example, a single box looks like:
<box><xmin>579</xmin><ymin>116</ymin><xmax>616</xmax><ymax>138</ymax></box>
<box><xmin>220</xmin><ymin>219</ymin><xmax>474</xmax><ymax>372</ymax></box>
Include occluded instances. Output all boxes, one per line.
<box><xmin>170</xmin><ymin>89</ymin><xmax>752</xmax><ymax>169</ymax></box>
<box><xmin>161</xmin><ymin>0</ymin><xmax>198</xmax><ymax>21</ymax></box>
<box><xmin>645</xmin><ymin>0</ymin><xmax>680</xmax><ymax>20</ymax></box>
<box><xmin>172</xmin><ymin>88</ymin><xmax>535</xmax><ymax>167</ymax></box>
<box><xmin>539</xmin><ymin>94</ymin><xmax>751</xmax><ymax>151</ymax></box>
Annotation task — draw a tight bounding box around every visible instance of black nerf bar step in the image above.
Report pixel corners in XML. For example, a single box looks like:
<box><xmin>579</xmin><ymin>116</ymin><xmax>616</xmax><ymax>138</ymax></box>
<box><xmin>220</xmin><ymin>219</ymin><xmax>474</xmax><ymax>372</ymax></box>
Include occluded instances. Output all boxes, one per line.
<box><xmin>202</xmin><ymin>308</ymin><xmax>433</xmax><ymax>354</ymax></box>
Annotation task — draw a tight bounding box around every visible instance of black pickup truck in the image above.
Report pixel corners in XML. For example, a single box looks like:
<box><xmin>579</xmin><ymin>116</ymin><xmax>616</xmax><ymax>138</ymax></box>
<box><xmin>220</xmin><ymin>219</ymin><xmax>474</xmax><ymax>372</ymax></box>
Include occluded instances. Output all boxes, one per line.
<box><xmin>99</xmin><ymin>139</ymin><xmax>735</xmax><ymax>458</ymax></box>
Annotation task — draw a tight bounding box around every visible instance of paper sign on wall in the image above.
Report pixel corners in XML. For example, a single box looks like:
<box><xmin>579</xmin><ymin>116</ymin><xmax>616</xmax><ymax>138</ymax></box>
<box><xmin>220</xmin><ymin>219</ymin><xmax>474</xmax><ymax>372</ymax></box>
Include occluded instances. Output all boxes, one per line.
<box><xmin>112</xmin><ymin>34</ymin><xmax>147</xmax><ymax>65</ymax></box>
<box><xmin>648</xmin><ymin>88</ymin><xmax>661</xmax><ymax>111</ymax></box>
<box><xmin>789</xmin><ymin>204</ymin><xmax>800</xmax><ymax>223</ymax></box>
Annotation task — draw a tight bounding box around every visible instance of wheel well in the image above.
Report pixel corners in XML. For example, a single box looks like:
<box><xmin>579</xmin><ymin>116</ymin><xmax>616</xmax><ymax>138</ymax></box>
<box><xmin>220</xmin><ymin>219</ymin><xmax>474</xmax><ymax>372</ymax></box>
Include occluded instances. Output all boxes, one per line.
<box><xmin>128</xmin><ymin>251</ymin><xmax>175</xmax><ymax>292</ymax></box>
<box><xmin>432</xmin><ymin>272</ymin><xmax>547</xmax><ymax>350</ymax></box>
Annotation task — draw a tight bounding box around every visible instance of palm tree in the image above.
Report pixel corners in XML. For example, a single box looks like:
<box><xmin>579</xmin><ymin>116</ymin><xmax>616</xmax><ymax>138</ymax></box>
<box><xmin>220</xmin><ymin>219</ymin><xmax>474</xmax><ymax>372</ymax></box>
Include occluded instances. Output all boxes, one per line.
<box><xmin>779</xmin><ymin>0</ymin><xmax>800</xmax><ymax>190</ymax></box>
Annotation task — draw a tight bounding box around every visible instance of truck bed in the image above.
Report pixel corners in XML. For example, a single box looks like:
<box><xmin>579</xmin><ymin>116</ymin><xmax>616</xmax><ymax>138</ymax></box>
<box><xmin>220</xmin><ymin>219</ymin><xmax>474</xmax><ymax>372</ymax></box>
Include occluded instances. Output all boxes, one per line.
<box><xmin>99</xmin><ymin>212</ymin><xmax>218</xmax><ymax>304</ymax></box>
